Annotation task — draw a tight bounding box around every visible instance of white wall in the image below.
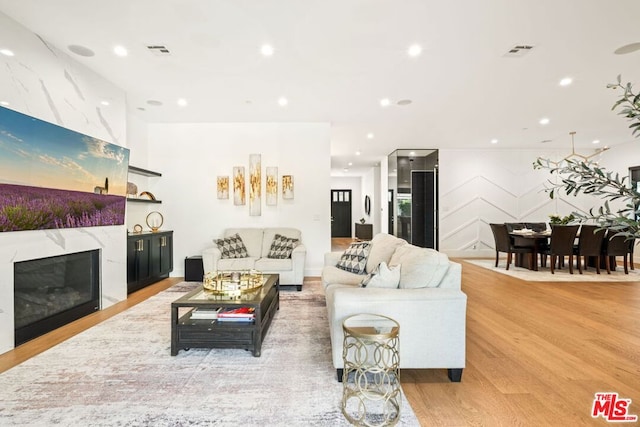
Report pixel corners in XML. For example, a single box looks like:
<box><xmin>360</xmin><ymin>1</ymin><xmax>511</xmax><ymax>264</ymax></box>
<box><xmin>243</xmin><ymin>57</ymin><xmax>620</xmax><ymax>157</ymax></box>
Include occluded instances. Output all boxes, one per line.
<box><xmin>144</xmin><ymin>122</ymin><xmax>332</xmax><ymax>277</ymax></box>
<box><xmin>438</xmin><ymin>146</ymin><xmax>637</xmax><ymax>258</ymax></box>
<box><xmin>0</xmin><ymin>12</ymin><xmax>128</xmax><ymax>354</ymax></box>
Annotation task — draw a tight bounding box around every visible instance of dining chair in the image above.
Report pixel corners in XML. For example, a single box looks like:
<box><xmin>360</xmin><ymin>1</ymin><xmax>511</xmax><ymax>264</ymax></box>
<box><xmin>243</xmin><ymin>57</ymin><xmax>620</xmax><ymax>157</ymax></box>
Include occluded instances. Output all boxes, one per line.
<box><xmin>505</xmin><ymin>223</ymin><xmax>526</xmax><ymax>232</ymax></box>
<box><xmin>573</xmin><ymin>224</ymin><xmax>606</xmax><ymax>274</ymax></box>
<box><xmin>489</xmin><ymin>223</ymin><xmax>534</xmax><ymax>270</ymax></box>
<box><xmin>602</xmin><ymin>231</ymin><xmax>635</xmax><ymax>274</ymax></box>
<box><xmin>540</xmin><ymin>224</ymin><xmax>580</xmax><ymax>274</ymax></box>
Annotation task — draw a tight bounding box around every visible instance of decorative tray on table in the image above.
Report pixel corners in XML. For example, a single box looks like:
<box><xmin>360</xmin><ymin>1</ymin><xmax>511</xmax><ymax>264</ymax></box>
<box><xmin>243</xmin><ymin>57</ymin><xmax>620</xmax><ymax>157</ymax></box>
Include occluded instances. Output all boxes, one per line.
<box><xmin>202</xmin><ymin>270</ymin><xmax>265</xmax><ymax>297</ymax></box>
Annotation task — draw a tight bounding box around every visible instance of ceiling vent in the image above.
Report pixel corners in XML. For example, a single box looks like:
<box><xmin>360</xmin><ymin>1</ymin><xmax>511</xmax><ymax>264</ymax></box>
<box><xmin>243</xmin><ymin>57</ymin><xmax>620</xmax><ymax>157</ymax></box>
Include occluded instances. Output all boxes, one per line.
<box><xmin>146</xmin><ymin>45</ymin><xmax>171</xmax><ymax>56</ymax></box>
<box><xmin>504</xmin><ymin>44</ymin><xmax>534</xmax><ymax>58</ymax></box>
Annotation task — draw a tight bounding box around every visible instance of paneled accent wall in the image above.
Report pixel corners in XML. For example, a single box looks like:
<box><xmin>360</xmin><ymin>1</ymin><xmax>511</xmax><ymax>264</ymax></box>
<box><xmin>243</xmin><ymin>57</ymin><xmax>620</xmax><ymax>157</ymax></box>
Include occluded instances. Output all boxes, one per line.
<box><xmin>438</xmin><ymin>149</ymin><xmax>611</xmax><ymax>258</ymax></box>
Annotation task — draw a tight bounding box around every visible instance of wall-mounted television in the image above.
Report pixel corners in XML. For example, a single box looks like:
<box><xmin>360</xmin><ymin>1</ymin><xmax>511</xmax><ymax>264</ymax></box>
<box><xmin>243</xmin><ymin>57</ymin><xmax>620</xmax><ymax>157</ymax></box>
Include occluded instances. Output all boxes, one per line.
<box><xmin>0</xmin><ymin>105</ymin><xmax>129</xmax><ymax>232</ymax></box>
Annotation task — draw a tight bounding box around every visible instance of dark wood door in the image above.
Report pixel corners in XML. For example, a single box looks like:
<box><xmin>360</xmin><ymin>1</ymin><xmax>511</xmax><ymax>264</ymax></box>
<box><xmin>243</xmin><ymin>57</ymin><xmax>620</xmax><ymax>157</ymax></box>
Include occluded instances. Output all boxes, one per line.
<box><xmin>411</xmin><ymin>170</ymin><xmax>438</xmax><ymax>249</ymax></box>
<box><xmin>388</xmin><ymin>189</ymin><xmax>394</xmax><ymax>235</ymax></box>
<box><xmin>331</xmin><ymin>189</ymin><xmax>352</xmax><ymax>237</ymax></box>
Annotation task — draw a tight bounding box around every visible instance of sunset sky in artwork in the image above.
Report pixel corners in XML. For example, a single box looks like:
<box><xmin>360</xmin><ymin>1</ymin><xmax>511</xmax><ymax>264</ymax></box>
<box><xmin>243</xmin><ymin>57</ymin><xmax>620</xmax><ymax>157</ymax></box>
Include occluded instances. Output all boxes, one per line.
<box><xmin>0</xmin><ymin>106</ymin><xmax>129</xmax><ymax>195</ymax></box>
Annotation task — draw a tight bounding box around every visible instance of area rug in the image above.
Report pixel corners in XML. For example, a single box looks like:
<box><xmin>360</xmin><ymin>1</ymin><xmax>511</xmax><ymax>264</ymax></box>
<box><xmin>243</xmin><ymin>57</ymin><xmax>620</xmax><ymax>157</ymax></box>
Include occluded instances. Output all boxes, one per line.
<box><xmin>467</xmin><ymin>258</ymin><xmax>640</xmax><ymax>282</ymax></box>
<box><xmin>0</xmin><ymin>280</ymin><xmax>419</xmax><ymax>426</ymax></box>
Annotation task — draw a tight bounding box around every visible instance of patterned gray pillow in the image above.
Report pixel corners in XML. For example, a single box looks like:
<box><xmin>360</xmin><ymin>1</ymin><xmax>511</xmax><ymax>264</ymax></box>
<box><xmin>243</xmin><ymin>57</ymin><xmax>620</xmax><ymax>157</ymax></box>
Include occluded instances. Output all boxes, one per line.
<box><xmin>336</xmin><ymin>241</ymin><xmax>371</xmax><ymax>274</ymax></box>
<box><xmin>215</xmin><ymin>233</ymin><xmax>249</xmax><ymax>259</ymax></box>
<box><xmin>267</xmin><ymin>234</ymin><xmax>299</xmax><ymax>259</ymax></box>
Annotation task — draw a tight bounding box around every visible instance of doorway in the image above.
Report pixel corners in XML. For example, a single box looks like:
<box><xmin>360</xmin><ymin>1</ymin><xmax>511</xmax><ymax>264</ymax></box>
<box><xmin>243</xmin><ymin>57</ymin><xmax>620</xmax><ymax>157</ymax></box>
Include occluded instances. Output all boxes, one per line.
<box><xmin>331</xmin><ymin>189</ymin><xmax>352</xmax><ymax>237</ymax></box>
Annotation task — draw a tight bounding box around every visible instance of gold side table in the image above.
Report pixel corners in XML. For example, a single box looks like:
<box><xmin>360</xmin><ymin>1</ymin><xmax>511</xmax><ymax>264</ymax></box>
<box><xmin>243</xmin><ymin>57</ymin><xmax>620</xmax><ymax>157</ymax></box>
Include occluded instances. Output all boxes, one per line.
<box><xmin>341</xmin><ymin>313</ymin><xmax>400</xmax><ymax>426</ymax></box>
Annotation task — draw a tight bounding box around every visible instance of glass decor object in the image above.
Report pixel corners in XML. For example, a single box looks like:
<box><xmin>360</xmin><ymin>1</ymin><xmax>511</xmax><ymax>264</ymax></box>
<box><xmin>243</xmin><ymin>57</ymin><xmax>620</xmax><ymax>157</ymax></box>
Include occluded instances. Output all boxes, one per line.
<box><xmin>266</xmin><ymin>167</ymin><xmax>278</xmax><ymax>206</ymax></box>
<box><xmin>282</xmin><ymin>175</ymin><xmax>294</xmax><ymax>199</ymax></box>
<box><xmin>233</xmin><ymin>166</ymin><xmax>245</xmax><ymax>205</ymax></box>
<box><xmin>217</xmin><ymin>176</ymin><xmax>229</xmax><ymax>199</ymax></box>
<box><xmin>249</xmin><ymin>154</ymin><xmax>261</xmax><ymax>216</ymax></box>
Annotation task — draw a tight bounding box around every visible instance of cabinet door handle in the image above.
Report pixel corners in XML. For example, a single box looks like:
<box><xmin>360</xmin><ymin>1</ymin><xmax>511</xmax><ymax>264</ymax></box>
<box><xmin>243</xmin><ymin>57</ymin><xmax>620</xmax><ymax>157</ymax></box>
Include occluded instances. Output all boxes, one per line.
<box><xmin>137</xmin><ymin>239</ymin><xmax>144</xmax><ymax>252</ymax></box>
<box><xmin>161</xmin><ymin>236</ymin><xmax>167</xmax><ymax>247</ymax></box>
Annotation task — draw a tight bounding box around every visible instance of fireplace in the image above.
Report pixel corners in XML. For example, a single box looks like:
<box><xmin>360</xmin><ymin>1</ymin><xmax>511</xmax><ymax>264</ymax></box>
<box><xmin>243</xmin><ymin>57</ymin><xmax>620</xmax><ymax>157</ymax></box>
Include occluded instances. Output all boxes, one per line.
<box><xmin>14</xmin><ymin>250</ymin><xmax>100</xmax><ymax>346</ymax></box>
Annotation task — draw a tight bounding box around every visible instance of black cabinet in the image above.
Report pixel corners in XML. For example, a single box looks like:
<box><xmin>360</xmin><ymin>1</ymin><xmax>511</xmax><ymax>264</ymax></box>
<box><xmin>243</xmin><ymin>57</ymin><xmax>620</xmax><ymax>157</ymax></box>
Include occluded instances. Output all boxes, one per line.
<box><xmin>355</xmin><ymin>223</ymin><xmax>373</xmax><ymax>240</ymax></box>
<box><xmin>127</xmin><ymin>231</ymin><xmax>173</xmax><ymax>294</ymax></box>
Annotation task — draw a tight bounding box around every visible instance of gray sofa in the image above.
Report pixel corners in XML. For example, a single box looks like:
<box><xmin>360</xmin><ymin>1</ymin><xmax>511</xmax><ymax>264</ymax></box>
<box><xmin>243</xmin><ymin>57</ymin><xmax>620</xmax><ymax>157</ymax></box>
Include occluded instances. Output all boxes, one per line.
<box><xmin>322</xmin><ymin>233</ymin><xmax>467</xmax><ymax>381</ymax></box>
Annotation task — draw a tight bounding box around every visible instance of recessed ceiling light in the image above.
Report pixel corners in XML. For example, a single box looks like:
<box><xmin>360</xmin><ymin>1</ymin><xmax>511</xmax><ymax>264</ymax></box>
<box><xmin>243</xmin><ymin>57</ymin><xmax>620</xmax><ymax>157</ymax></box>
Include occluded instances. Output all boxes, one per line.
<box><xmin>592</xmin><ymin>139</ymin><xmax>600</xmax><ymax>144</ymax></box>
<box><xmin>409</xmin><ymin>151</ymin><xmax>416</xmax><ymax>156</ymax></box>
<box><xmin>348</xmin><ymin>162</ymin><xmax>353</xmax><ymax>166</ymax></box>
<box><xmin>177</xmin><ymin>98</ymin><xmax>188</xmax><ymax>107</ymax></box>
<box><xmin>261</xmin><ymin>44</ymin><xmax>274</xmax><ymax>56</ymax></box>
<box><xmin>559</xmin><ymin>77</ymin><xmax>573</xmax><ymax>86</ymax></box>
<box><xmin>0</xmin><ymin>49</ymin><xmax>14</xmax><ymax>57</ymax></box>
<box><xmin>355</xmin><ymin>151</ymin><xmax>361</xmax><ymax>156</ymax></box>
<box><xmin>113</xmin><ymin>45</ymin><xmax>128</xmax><ymax>57</ymax></box>
<box><xmin>0</xmin><ymin>101</ymin><xmax>9</xmax><ymax>106</ymax></box>
<box><xmin>407</xmin><ymin>44</ymin><xmax>422</xmax><ymax>57</ymax></box>
<box><xmin>539</xmin><ymin>117</ymin><xmax>550</xmax><ymax>125</ymax></box>
<box><xmin>491</xmin><ymin>139</ymin><xmax>498</xmax><ymax>144</ymax></box>
<box><xmin>367</xmin><ymin>133</ymin><xmax>374</xmax><ymax>139</ymax></box>
<box><xmin>380</xmin><ymin>98</ymin><xmax>390</xmax><ymax>107</ymax></box>
<box><xmin>100</xmin><ymin>100</ymin><xmax>110</xmax><ymax>106</ymax></box>
<box><xmin>278</xmin><ymin>97</ymin><xmax>288</xmax><ymax>106</ymax></box>
<box><xmin>68</xmin><ymin>45</ymin><xmax>94</xmax><ymax>57</ymax></box>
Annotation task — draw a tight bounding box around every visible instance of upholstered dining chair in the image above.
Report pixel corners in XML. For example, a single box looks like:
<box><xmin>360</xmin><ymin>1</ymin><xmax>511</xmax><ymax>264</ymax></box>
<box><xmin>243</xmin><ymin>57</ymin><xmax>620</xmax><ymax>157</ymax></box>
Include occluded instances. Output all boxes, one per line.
<box><xmin>539</xmin><ymin>224</ymin><xmax>580</xmax><ymax>274</ymax></box>
<box><xmin>602</xmin><ymin>231</ymin><xmax>635</xmax><ymax>274</ymax></box>
<box><xmin>573</xmin><ymin>224</ymin><xmax>606</xmax><ymax>274</ymax></box>
<box><xmin>505</xmin><ymin>222</ymin><xmax>526</xmax><ymax>232</ymax></box>
<box><xmin>489</xmin><ymin>223</ymin><xmax>534</xmax><ymax>270</ymax></box>
<box><xmin>525</xmin><ymin>222</ymin><xmax>548</xmax><ymax>232</ymax></box>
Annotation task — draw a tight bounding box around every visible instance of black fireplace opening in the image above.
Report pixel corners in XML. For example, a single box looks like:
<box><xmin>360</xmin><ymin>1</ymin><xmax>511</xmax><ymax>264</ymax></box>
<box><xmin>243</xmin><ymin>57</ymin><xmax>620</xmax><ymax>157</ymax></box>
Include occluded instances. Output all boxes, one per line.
<box><xmin>14</xmin><ymin>249</ymin><xmax>100</xmax><ymax>346</ymax></box>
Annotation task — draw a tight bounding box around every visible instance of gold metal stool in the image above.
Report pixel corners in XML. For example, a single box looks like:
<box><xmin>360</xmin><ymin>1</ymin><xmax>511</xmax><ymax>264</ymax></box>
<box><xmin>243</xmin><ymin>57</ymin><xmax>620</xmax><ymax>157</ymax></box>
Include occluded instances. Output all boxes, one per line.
<box><xmin>341</xmin><ymin>313</ymin><xmax>400</xmax><ymax>426</ymax></box>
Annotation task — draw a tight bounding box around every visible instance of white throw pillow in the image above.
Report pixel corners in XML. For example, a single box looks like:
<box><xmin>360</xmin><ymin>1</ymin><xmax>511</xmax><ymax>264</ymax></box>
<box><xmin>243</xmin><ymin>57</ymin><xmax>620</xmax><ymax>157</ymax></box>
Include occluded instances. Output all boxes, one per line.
<box><xmin>361</xmin><ymin>262</ymin><xmax>401</xmax><ymax>288</ymax></box>
<box><xmin>389</xmin><ymin>245</ymin><xmax>450</xmax><ymax>288</ymax></box>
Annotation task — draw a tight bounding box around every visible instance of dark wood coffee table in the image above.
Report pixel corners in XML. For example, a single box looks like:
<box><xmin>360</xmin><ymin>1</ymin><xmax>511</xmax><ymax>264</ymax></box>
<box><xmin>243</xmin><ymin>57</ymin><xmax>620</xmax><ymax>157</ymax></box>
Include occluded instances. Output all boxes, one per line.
<box><xmin>171</xmin><ymin>274</ymin><xmax>279</xmax><ymax>357</ymax></box>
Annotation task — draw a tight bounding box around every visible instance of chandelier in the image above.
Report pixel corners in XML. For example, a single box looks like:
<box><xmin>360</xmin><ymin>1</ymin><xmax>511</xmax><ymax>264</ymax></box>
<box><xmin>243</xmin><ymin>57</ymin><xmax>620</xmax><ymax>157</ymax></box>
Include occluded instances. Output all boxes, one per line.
<box><xmin>543</xmin><ymin>131</ymin><xmax>610</xmax><ymax>167</ymax></box>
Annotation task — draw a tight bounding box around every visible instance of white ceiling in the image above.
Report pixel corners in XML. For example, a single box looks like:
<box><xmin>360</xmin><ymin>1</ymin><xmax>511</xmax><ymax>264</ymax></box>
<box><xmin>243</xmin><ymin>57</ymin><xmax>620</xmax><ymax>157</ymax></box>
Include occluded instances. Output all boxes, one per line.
<box><xmin>1</xmin><ymin>0</ymin><xmax>640</xmax><ymax>175</ymax></box>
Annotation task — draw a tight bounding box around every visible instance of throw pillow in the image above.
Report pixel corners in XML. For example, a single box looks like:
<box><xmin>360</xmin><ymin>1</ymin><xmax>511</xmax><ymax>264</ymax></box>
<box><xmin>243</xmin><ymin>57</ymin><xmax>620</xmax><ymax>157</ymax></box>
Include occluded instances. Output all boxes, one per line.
<box><xmin>336</xmin><ymin>241</ymin><xmax>371</xmax><ymax>274</ymax></box>
<box><xmin>267</xmin><ymin>233</ymin><xmax>299</xmax><ymax>259</ymax></box>
<box><xmin>361</xmin><ymin>262</ymin><xmax>401</xmax><ymax>288</ymax></box>
<box><xmin>214</xmin><ymin>233</ymin><xmax>249</xmax><ymax>259</ymax></box>
<box><xmin>388</xmin><ymin>245</ymin><xmax>450</xmax><ymax>288</ymax></box>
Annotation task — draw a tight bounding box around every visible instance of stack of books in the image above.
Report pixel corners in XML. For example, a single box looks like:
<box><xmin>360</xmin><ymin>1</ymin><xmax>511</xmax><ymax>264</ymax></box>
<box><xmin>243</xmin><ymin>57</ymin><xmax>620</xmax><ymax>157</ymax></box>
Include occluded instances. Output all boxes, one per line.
<box><xmin>217</xmin><ymin>307</ymin><xmax>255</xmax><ymax>322</ymax></box>
<box><xmin>190</xmin><ymin>308</ymin><xmax>221</xmax><ymax>320</ymax></box>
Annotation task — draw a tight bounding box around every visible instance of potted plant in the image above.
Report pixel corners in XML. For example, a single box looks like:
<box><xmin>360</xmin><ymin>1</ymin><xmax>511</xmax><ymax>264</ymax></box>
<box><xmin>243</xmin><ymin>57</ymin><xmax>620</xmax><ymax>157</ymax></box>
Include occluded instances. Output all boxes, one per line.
<box><xmin>534</xmin><ymin>75</ymin><xmax>640</xmax><ymax>239</ymax></box>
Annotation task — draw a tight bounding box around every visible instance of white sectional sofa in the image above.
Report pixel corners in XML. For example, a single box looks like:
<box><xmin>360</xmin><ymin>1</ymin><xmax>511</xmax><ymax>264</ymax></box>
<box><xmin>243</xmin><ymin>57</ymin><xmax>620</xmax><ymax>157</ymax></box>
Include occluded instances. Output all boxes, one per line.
<box><xmin>322</xmin><ymin>233</ymin><xmax>467</xmax><ymax>381</ymax></box>
<box><xmin>203</xmin><ymin>227</ymin><xmax>306</xmax><ymax>290</ymax></box>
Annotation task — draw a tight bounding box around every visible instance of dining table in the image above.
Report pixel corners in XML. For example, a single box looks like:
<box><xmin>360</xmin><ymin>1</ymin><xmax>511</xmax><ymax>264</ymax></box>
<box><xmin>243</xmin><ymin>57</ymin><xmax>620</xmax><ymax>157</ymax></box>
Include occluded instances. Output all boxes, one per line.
<box><xmin>509</xmin><ymin>228</ymin><xmax>551</xmax><ymax>271</ymax></box>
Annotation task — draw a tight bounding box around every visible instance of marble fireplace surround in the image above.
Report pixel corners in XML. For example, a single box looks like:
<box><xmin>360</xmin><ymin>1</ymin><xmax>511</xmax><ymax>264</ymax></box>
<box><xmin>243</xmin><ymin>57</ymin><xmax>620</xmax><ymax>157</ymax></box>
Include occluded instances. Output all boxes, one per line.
<box><xmin>0</xmin><ymin>226</ymin><xmax>127</xmax><ymax>354</ymax></box>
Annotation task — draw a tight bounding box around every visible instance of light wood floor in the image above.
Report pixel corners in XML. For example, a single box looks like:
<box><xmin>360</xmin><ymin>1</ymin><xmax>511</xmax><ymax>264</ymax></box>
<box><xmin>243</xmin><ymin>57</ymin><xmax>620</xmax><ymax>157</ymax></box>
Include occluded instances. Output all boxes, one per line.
<box><xmin>2</xmin><ymin>252</ymin><xmax>639</xmax><ymax>426</ymax></box>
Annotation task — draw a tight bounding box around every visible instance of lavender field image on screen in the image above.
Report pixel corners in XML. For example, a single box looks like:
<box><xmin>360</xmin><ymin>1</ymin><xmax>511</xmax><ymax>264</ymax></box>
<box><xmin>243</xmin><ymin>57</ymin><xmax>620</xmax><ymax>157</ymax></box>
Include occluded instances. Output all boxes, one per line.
<box><xmin>0</xmin><ymin>105</ymin><xmax>129</xmax><ymax>232</ymax></box>
<box><xmin>0</xmin><ymin>184</ymin><xmax>125</xmax><ymax>231</ymax></box>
